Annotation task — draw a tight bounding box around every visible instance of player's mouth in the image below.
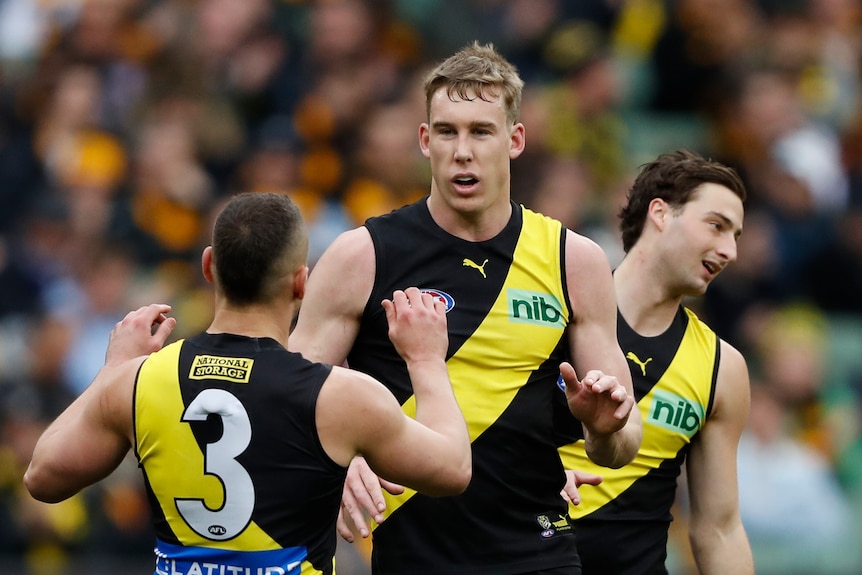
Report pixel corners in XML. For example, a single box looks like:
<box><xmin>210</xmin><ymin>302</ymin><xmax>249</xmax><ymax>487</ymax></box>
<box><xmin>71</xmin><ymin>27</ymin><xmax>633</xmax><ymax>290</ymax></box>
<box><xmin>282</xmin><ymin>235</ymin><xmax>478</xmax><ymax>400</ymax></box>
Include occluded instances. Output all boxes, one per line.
<box><xmin>452</xmin><ymin>174</ymin><xmax>479</xmax><ymax>192</ymax></box>
<box><xmin>702</xmin><ymin>260</ymin><xmax>721</xmax><ymax>279</ymax></box>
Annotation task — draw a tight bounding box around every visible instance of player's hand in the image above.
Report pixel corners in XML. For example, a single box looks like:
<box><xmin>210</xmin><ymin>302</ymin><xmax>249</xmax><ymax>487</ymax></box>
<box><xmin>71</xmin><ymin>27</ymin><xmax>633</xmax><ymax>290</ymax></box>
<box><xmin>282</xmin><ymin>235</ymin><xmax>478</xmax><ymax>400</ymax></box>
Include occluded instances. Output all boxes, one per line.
<box><xmin>337</xmin><ymin>456</ymin><xmax>405</xmax><ymax>542</ymax></box>
<box><xmin>560</xmin><ymin>362</ymin><xmax>634</xmax><ymax>436</ymax></box>
<box><xmin>560</xmin><ymin>469</ymin><xmax>603</xmax><ymax>505</ymax></box>
<box><xmin>105</xmin><ymin>304</ymin><xmax>176</xmax><ymax>366</ymax></box>
<box><xmin>382</xmin><ymin>287</ymin><xmax>448</xmax><ymax>365</ymax></box>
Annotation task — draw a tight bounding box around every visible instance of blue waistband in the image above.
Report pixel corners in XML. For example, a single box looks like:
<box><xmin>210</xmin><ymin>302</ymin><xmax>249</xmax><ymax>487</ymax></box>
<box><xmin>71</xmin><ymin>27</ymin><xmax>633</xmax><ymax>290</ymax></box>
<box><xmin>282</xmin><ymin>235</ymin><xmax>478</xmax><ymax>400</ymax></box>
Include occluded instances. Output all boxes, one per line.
<box><xmin>153</xmin><ymin>539</ymin><xmax>306</xmax><ymax>575</ymax></box>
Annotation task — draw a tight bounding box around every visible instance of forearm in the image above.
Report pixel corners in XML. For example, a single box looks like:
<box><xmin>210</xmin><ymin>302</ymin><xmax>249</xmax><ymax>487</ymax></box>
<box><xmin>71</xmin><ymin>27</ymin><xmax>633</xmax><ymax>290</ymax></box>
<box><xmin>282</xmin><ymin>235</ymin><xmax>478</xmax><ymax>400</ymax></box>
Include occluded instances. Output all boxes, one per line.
<box><xmin>690</xmin><ymin>519</ymin><xmax>754</xmax><ymax>575</ymax></box>
<box><xmin>409</xmin><ymin>358</ymin><xmax>469</xmax><ymax>444</ymax></box>
<box><xmin>584</xmin><ymin>409</ymin><xmax>641</xmax><ymax>468</ymax></box>
<box><xmin>359</xmin><ymin>358</ymin><xmax>471</xmax><ymax>496</ymax></box>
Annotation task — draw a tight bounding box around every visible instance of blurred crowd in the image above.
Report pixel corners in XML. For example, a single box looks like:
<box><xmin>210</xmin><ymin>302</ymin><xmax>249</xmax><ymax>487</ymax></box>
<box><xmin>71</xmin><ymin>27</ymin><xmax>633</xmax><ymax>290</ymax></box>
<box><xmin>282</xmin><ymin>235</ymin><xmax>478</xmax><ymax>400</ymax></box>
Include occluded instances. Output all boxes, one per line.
<box><xmin>0</xmin><ymin>0</ymin><xmax>861</xmax><ymax>574</ymax></box>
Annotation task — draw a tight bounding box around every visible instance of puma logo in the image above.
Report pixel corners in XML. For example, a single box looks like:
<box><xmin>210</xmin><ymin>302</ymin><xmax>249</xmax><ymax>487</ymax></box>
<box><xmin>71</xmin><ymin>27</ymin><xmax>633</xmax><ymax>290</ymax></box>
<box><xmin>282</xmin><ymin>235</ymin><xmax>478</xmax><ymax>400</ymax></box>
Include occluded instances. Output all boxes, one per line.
<box><xmin>626</xmin><ymin>352</ymin><xmax>653</xmax><ymax>376</ymax></box>
<box><xmin>463</xmin><ymin>258</ymin><xmax>488</xmax><ymax>278</ymax></box>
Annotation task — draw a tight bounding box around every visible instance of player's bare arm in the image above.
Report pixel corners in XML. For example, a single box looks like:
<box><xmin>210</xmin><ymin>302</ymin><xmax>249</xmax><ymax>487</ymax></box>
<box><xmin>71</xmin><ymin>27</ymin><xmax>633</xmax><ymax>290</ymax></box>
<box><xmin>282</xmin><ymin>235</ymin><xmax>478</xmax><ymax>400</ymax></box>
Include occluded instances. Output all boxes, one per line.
<box><xmin>563</xmin><ymin>230</ymin><xmax>642</xmax><ymax>468</ymax></box>
<box><xmin>289</xmin><ymin>227</ymin><xmax>392</xmax><ymax>539</ymax></box>
<box><xmin>315</xmin><ymin>288</ymin><xmax>470</xmax><ymax>494</ymax></box>
<box><xmin>313</xmin><ymin>286</ymin><xmax>471</xmax><ymax>541</ymax></box>
<box><xmin>25</xmin><ymin>304</ymin><xmax>177</xmax><ymax>502</ymax></box>
<box><xmin>686</xmin><ymin>340</ymin><xmax>754</xmax><ymax>575</ymax></box>
<box><xmin>289</xmin><ymin>227</ymin><xmax>374</xmax><ymax>365</ymax></box>
<box><xmin>24</xmin><ymin>359</ymin><xmax>138</xmax><ymax>503</ymax></box>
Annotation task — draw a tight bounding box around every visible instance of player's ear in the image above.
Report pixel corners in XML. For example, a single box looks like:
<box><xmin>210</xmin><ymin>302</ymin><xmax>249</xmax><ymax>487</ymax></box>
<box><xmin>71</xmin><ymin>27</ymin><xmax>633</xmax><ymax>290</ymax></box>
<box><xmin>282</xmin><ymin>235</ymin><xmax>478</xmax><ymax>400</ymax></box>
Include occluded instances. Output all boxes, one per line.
<box><xmin>202</xmin><ymin>246</ymin><xmax>215</xmax><ymax>284</ymax></box>
<box><xmin>647</xmin><ymin>198</ymin><xmax>669</xmax><ymax>231</ymax></box>
<box><xmin>294</xmin><ymin>265</ymin><xmax>308</xmax><ymax>300</ymax></box>
<box><xmin>418</xmin><ymin>123</ymin><xmax>431</xmax><ymax>158</ymax></box>
<box><xmin>509</xmin><ymin>123</ymin><xmax>525</xmax><ymax>159</ymax></box>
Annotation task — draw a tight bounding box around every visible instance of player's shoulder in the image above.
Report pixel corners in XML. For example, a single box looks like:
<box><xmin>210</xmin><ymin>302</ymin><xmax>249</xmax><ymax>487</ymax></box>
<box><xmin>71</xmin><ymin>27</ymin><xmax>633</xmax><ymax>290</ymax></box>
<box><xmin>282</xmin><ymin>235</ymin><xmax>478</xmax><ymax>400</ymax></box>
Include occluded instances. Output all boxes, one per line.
<box><xmin>330</xmin><ymin>226</ymin><xmax>373</xmax><ymax>252</ymax></box>
<box><xmin>317</xmin><ymin>226</ymin><xmax>374</xmax><ymax>268</ymax></box>
<box><xmin>104</xmin><ymin>355</ymin><xmax>151</xmax><ymax>430</ymax></box>
<box><xmin>710</xmin><ymin>336</ymin><xmax>750</xmax><ymax>418</ymax></box>
<box><xmin>563</xmin><ymin>227</ymin><xmax>612</xmax><ymax>273</ymax></box>
<box><xmin>718</xmin><ymin>337</ymin><xmax>747</xmax><ymax>372</ymax></box>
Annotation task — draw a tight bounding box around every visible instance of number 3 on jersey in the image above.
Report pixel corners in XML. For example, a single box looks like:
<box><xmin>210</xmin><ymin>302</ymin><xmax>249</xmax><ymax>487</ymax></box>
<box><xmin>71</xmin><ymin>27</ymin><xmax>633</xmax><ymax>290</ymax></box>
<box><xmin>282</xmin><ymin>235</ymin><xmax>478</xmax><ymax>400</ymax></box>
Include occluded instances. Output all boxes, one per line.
<box><xmin>175</xmin><ymin>389</ymin><xmax>255</xmax><ymax>540</ymax></box>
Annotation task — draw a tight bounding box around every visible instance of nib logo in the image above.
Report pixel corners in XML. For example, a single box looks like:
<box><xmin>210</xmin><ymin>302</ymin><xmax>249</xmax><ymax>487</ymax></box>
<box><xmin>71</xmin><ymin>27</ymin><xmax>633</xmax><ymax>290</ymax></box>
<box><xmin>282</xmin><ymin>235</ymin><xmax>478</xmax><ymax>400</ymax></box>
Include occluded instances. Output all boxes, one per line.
<box><xmin>508</xmin><ymin>289</ymin><xmax>565</xmax><ymax>328</ymax></box>
<box><xmin>648</xmin><ymin>390</ymin><xmax>704</xmax><ymax>436</ymax></box>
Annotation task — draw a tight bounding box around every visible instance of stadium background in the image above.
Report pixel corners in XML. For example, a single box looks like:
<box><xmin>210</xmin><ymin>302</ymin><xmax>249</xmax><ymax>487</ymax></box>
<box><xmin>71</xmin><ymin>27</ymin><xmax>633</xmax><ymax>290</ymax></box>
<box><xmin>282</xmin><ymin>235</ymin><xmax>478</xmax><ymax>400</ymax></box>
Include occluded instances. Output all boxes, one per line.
<box><xmin>0</xmin><ymin>0</ymin><xmax>861</xmax><ymax>573</ymax></box>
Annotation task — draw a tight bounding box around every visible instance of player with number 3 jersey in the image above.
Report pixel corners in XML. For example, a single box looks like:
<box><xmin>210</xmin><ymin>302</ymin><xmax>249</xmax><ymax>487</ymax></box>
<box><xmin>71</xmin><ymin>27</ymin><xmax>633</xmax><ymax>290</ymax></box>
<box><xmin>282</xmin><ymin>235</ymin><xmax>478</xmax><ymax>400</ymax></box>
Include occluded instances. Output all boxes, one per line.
<box><xmin>24</xmin><ymin>192</ymin><xmax>471</xmax><ymax>575</ymax></box>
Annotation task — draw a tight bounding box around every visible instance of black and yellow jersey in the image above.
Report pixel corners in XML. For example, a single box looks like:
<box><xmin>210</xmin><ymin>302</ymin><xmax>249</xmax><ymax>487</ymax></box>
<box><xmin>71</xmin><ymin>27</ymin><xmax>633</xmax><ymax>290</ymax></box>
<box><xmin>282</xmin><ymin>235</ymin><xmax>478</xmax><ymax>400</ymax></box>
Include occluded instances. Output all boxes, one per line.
<box><xmin>347</xmin><ymin>199</ymin><xmax>580</xmax><ymax>575</ymax></box>
<box><xmin>134</xmin><ymin>332</ymin><xmax>345</xmax><ymax>575</ymax></box>
<box><xmin>558</xmin><ymin>306</ymin><xmax>719</xmax><ymax>574</ymax></box>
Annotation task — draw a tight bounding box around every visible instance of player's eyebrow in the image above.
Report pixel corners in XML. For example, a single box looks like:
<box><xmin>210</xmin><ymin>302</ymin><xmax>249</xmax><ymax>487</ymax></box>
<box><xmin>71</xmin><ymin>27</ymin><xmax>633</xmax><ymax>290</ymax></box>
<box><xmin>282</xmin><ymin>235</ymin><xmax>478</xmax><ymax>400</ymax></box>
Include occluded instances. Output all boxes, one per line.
<box><xmin>431</xmin><ymin>120</ymin><xmax>497</xmax><ymax>131</ymax></box>
<box><xmin>708</xmin><ymin>211</ymin><xmax>743</xmax><ymax>238</ymax></box>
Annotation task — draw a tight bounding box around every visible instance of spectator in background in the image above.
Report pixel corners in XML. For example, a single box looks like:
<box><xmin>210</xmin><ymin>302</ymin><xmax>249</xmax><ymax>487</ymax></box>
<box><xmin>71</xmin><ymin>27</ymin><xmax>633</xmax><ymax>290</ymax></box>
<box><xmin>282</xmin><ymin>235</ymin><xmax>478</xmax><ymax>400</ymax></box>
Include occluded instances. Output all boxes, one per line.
<box><xmin>118</xmin><ymin>109</ymin><xmax>217</xmax><ymax>267</ymax></box>
<box><xmin>804</xmin><ymin>205</ymin><xmax>862</xmax><ymax>315</ymax></box>
<box><xmin>649</xmin><ymin>0</ymin><xmax>759</xmax><ymax>115</ymax></box>
<box><xmin>340</xmin><ymin>99</ymin><xmax>428</xmax><ymax>227</ymax></box>
<box><xmin>738</xmin><ymin>380</ymin><xmax>858</xmax><ymax>574</ymax></box>
<box><xmin>53</xmin><ymin>244</ymin><xmax>138</xmax><ymax>397</ymax></box>
<box><xmin>540</xmin><ymin>20</ymin><xmax>627</xmax><ymax>196</ymax></box>
<box><xmin>737</xmin><ymin>304</ymin><xmax>861</xmax><ymax>573</ymax></box>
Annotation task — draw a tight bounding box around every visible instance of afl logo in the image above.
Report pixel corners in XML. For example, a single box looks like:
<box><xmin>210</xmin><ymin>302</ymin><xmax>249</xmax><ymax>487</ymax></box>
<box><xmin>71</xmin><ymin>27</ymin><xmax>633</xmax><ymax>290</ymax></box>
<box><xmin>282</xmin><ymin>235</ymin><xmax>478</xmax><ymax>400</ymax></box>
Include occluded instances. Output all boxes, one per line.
<box><xmin>208</xmin><ymin>525</ymin><xmax>227</xmax><ymax>536</ymax></box>
<box><xmin>420</xmin><ymin>289</ymin><xmax>455</xmax><ymax>313</ymax></box>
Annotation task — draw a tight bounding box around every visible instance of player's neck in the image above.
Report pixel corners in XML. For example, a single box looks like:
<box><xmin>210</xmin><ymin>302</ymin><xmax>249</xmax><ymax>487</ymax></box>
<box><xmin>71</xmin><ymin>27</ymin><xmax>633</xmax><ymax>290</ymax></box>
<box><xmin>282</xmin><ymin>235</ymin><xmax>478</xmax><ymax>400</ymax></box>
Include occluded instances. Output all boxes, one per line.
<box><xmin>614</xmin><ymin>256</ymin><xmax>681</xmax><ymax>336</ymax></box>
<box><xmin>208</xmin><ymin>302</ymin><xmax>293</xmax><ymax>348</ymax></box>
<box><xmin>426</xmin><ymin>194</ymin><xmax>512</xmax><ymax>242</ymax></box>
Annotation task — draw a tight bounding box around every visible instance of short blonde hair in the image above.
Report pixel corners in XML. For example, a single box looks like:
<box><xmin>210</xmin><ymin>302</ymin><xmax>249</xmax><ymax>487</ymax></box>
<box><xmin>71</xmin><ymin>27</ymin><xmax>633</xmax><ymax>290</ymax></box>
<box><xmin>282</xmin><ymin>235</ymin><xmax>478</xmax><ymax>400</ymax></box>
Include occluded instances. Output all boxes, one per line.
<box><xmin>423</xmin><ymin>42</ymin><xmax>524</xmax><ymax>126</ymax></box>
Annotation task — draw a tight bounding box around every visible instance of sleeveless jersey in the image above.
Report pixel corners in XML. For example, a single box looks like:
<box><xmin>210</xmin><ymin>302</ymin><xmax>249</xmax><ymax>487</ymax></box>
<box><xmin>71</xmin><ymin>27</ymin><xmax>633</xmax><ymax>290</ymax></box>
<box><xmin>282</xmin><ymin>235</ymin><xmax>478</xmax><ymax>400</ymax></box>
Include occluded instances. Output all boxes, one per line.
<box><xmin>557</xmin><ymin>306</ymin><xmax>719</xmax><ymax>574</ymax></box>
<box><xmin>347</xmin><ymin>199</ymin><xmax>579</xmax><ymax>575</ymax></box>
<box><xmin>134</xmin><ymin>332</ymin><xmax>345</xmax><ymax>575</ymax></box>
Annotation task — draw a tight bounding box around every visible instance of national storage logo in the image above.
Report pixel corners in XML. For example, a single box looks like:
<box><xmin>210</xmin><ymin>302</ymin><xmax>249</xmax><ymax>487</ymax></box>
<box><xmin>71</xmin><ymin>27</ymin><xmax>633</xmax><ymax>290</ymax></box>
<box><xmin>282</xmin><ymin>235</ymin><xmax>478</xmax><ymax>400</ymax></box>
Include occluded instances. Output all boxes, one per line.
<box><xmin>648</xmin><ymin>389</ymin><xmax>704</xmax><ymax>436</ymax></box>
<box><xmin>508</xmin><ymin>289</ymin><xmax>565</xmax><ymax>328</ymax></box>
<box><xmin>189</xmin><ymin>355</ymin><xmax>254</xmax><ymax>384</ymax></box>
